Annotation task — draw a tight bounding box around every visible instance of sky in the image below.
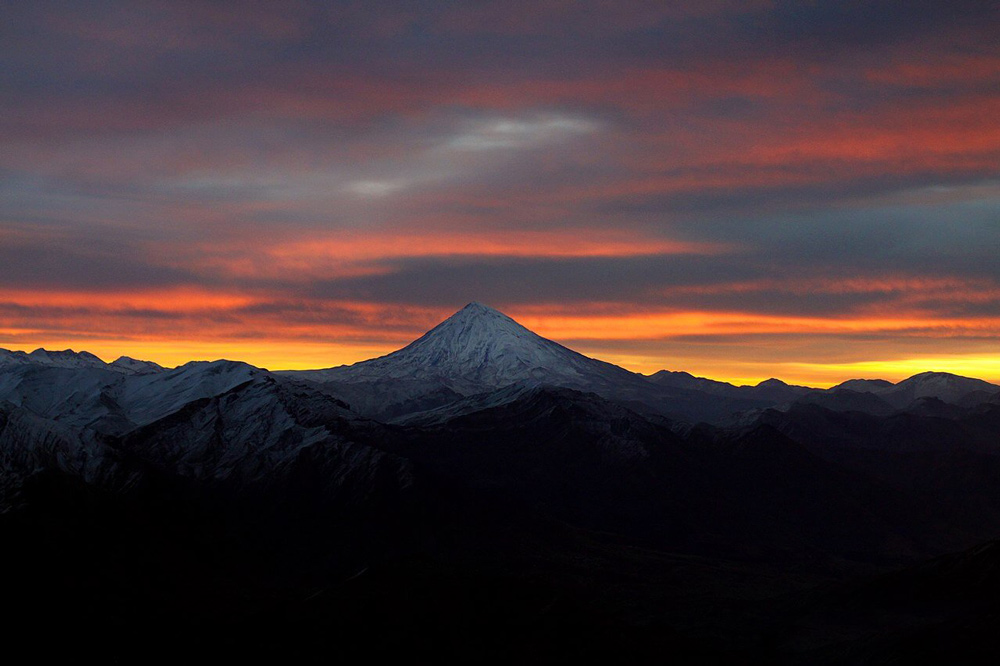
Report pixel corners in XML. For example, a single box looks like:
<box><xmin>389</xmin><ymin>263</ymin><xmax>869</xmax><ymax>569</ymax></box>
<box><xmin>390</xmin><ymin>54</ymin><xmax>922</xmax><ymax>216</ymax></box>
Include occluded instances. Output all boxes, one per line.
<box><xmin>1</xmin><ymin>0</ymin><xmax>999</xmax><ymax>386</ymax></box>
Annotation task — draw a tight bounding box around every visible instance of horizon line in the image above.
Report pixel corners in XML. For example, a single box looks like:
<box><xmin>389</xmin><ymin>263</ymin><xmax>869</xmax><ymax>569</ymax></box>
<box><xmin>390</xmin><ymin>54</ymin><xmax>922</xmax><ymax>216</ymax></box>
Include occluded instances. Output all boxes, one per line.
<box><xmin>3</xmin><ymin>341</ymin><xmax>999</xmax><ymax>391</ymax></box>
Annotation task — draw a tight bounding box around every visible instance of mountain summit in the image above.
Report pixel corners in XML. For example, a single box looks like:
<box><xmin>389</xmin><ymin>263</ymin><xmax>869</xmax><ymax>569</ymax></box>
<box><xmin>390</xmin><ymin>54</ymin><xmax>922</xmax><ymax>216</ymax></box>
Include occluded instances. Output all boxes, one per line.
<box><xmin>315</xmin><ymin>302</ymin><xmax>639</xmax><ymax>392</ymax></box>
<box><xmin>284</xmin><ymin>303</ymin><xmax>821</xmax><ymax>422</ymax></box>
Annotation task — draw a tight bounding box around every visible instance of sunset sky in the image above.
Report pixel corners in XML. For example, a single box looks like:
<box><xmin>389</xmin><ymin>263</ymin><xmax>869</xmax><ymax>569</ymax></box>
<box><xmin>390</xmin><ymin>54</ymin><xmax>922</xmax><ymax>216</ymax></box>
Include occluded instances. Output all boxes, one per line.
<box><xmin>1</xmin><ymin>1</ymin><xmax>998</xmax><ymax>386</ymax></box>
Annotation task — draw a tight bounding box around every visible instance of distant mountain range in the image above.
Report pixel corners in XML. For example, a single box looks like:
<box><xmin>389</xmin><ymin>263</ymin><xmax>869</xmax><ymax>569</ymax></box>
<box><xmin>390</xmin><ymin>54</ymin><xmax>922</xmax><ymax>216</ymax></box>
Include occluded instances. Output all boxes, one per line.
<box><xmin>278</xmin><ymin>301</ymin><xmax>998</xmax><ymax>423</ymax></box>
<box><xmin>6</xmin><ymin>302</ymin><xmax>995</xmax><ymax>427</ymax></box>
<box><xmin>3</xmin><ymin>302</ymin><xmax>1000</xmax><ymax>662</ymax></box>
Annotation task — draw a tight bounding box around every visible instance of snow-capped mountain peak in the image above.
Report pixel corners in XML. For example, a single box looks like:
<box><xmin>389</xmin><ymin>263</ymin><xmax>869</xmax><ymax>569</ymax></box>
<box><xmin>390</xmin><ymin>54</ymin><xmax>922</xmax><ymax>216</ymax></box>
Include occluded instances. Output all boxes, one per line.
<box><xmin>398</xmin><ymin>301</ymin><xmax>550</xmax><ymax>371</ymax></box>
<box><xmin>289</xmin><ymin>302</ymin><xmax>639</xmax><ymax>394</ymax></box>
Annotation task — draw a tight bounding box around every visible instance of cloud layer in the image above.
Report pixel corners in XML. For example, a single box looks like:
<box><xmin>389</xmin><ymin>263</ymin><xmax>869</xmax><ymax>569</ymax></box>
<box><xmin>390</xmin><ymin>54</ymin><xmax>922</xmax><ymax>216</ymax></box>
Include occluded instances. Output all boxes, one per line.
<box><xmin>1</xmin><ymin>1</ymin><xmax>998</xmax><ymax>383</ymax></box>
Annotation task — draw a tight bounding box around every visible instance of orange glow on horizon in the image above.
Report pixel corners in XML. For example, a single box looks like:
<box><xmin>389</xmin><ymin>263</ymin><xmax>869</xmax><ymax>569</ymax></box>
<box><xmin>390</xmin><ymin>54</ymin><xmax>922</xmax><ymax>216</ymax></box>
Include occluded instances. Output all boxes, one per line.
<box><xmin>3</xmin><ymin>335</ymin><xmax>998</xmax><ymax>389</ymax></box>
<box><xmin>2</xmin><ymin>302</ymin><xmax>999</xmax><ymax>388</ymax></box>
<box><xmin>587</xmin><ymin>351</ymin><xmax>1000</xmax><ymax>388</ymax></box>
<box><xmin>3</xmin><ymin>6</ymin><xmax>998</xmax><ymax>395</ymax></box>
<box><xmin>514</xmin><ymin>310</ymin><xmax>1000</xmax><ymax>340</ymax></box>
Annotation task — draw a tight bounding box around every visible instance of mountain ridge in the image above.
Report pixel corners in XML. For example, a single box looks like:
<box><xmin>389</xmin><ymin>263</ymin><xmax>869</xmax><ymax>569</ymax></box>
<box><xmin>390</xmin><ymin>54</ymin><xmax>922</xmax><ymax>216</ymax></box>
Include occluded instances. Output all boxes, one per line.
<box><xmin>281</xmin><ymin>303</ymin><xmax>1000</xmax><ymax>423</ymax></box>
<box><xmin>3</xmin><ymin>304</ymin><xmax>999</xmax><ymax>425</ymax></box>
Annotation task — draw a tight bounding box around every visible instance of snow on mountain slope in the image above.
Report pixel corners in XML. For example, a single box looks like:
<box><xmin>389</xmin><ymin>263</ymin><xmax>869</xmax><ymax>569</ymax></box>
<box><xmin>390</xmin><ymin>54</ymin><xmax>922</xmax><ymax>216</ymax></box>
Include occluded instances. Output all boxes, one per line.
<box><xmin>121</xmin><ymin>375</ymin><xmax>369</xmax><ymax>484</ymax></box>
<box><xmin>0</xmin><ymin>359</ymin><xmax>263</xmax><ymax>435</ymax></box>
<box><xmin>293</xmin><ymin>302</ymin><xmax>641</xmax><ymax>392</ymax></box>
<box><xmin>0</xmin><ymin>348</ymin><xmax>106</xmax><ymax>370</ymax></box>
<box><xmin>25</xmin><ymin>348</ymin><xmax>108</xmax><ymax>369</ymax></box>
<box><xmin>0</xmin><ymin>356</ymin><xmax>403</xmax><ymax>505</ymax></box>
<box><xmin>110</xmin><ymin>356</ymin><xmax>166</xmax><ymax>374</ymax></box>
<box><xmin>283</xmin><ymin>303</ymin><xmax>780</xmax><ymax>423</ymax></box>
<box><xmin>0</xmin><ymin>349</ymin><xmax>33</xmax><ymax>367</ymax></box>
<box><xmin>112</xmin><ymin>360</ymin><xmax>262</xmax><ymax>427</ymax></box>
<box><xmin>0</xmin><ymin>347</ymin><xmax>166</xmax><ymax>375</ymax></box>
<box><xmin>0</xmin><ymin>365</ymin><xmax>127</xmax><ymax>431</ymax></box>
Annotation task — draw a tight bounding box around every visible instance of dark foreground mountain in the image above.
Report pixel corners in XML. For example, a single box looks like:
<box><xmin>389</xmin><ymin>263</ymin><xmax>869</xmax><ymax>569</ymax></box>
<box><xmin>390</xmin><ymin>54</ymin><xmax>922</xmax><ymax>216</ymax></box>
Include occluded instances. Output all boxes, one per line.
<box><xmin>3</xmin><ymin>304</ymin><xmax>1000</xmax><ymax>662</ymax></box>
